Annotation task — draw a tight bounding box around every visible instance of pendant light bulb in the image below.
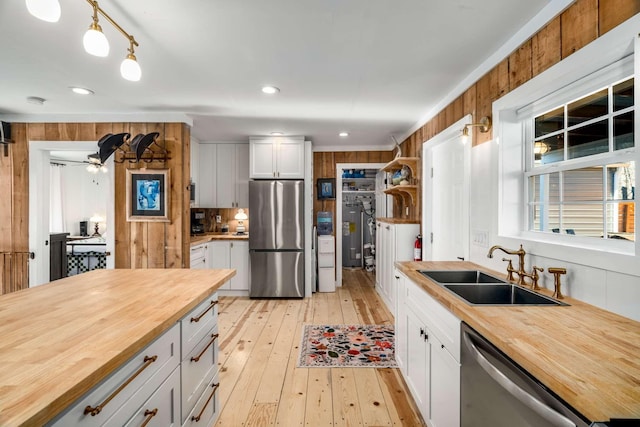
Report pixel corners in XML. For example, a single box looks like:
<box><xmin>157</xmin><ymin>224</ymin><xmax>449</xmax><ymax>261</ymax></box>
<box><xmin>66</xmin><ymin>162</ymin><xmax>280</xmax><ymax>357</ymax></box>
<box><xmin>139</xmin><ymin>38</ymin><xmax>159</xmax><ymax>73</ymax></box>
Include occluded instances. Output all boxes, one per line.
<box><xmin>25</xmin><ymin>0</ymin><xmax>61</xmax><ymax>23</ymax></box>
<box><xmin>120</xmin><ymin>53</ymin><xmax>141</xmax><ymax>81</ymax></box>
<box><xmin>83</xmin><ymin>22</ymin><xmax>110</xmax><ymax>57</ymax></box>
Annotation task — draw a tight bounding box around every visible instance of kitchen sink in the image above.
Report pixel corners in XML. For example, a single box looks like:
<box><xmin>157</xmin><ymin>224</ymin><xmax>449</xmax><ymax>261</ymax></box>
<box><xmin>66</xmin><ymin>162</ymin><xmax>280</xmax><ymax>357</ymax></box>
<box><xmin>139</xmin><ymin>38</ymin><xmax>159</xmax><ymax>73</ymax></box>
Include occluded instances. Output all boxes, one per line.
<box><xmin>418</xmin><ymin>269</ymin><xmax>567</xmax><ymax>306</ymax></box>
<box><xmin>444</xmin><ymin>284</ymin><xmax>567</xmax><ymax>306</ymax></box>
<box><xmin>419</xmin><ymin>270</ymin><xmax>506</xmax><ymax>284</ymax></box>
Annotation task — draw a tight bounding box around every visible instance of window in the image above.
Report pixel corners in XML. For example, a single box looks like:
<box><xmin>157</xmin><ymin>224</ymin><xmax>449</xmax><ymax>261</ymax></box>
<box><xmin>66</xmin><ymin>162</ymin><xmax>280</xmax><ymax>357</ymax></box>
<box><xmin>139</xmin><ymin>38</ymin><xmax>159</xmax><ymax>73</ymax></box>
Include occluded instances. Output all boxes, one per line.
<box><xmin>526</xmin><ymin>77</ymin><xmax>635</xmax><ymax>241</ymax></box>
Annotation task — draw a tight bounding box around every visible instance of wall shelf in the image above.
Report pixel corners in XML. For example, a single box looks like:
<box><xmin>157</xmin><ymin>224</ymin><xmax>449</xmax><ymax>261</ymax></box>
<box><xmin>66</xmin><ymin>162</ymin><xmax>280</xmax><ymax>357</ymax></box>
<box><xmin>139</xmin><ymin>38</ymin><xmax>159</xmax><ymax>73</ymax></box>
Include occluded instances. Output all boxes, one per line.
<box><xmin>381</xmin><ymin>157</ymin><xmax>419</xmax><ymax>177</ymax></box>
<box><xmin>383</xmin><ymin>185</ymin><xmax>418</xmax><ymax>205</ymax></box>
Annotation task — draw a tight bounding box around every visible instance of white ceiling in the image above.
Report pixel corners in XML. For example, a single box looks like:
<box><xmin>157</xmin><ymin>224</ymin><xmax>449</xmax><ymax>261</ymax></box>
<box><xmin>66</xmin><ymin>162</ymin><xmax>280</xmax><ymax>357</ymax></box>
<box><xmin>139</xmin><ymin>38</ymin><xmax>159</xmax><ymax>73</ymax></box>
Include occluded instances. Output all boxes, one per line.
<box><xmin>0</xmin><ymin>0</ymin><xmax>559</xmax><ymax>150</ymax></box>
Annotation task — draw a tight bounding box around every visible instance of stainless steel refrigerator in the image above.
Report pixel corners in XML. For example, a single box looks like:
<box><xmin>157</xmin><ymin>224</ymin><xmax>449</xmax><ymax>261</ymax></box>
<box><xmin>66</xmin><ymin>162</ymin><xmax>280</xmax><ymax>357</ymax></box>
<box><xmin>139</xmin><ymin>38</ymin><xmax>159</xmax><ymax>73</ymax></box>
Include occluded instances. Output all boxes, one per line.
<box><xmin>249</xmin><ymin>180</ymin><xmax>304</xmax><ymax>298</ymax></box>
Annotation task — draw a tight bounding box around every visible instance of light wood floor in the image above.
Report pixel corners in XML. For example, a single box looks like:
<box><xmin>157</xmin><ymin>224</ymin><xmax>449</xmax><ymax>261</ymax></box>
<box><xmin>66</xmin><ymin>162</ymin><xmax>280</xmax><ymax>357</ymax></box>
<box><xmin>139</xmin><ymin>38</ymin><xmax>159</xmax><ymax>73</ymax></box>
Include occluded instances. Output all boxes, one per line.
<box><xmin>214</xmin><ymin>268</ymin><xmax>424</xmax><ymax>426</ymax></box>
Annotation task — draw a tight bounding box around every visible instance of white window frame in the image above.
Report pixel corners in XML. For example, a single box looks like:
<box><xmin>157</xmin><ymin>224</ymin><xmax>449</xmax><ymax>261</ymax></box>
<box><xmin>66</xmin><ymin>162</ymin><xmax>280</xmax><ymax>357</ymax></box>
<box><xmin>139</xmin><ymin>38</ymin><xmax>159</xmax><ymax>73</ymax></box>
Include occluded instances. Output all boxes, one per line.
<box><xmin>524</xmin><ymin>73</ymin><xmax>635</xmax><ymax>239</ymax></box>
<box><xmin>492</xmin><ymin>14</ymin><xmax>640</xmax><ymax>276</ymax></box>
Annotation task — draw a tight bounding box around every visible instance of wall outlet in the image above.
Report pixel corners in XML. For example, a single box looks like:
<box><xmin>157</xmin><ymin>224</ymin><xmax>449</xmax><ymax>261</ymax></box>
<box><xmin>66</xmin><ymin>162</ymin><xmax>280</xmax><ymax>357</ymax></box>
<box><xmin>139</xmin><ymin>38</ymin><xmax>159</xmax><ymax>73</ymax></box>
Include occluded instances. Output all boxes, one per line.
<box><xmin>216</xmin><ymin>215</ymin><xmax>222</xmax><ymax>223</ymax></box>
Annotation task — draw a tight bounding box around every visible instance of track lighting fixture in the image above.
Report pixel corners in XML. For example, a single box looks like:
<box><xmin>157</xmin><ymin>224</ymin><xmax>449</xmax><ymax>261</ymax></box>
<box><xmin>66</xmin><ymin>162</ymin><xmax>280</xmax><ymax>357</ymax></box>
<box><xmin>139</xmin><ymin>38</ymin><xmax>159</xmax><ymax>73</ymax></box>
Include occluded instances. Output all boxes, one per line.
<box><xmin>120</xmin><ymin>37</ymin><xmax>142</xmax><ymax>81</ymax></box>
<box><xmin>83</xmin><ymin>1</ymin><xmax>109</xmax><ymax>57</ymax></box>
<box><xmin>26</xmin><ymin>0</ymin><xmax>141</xmax><ymax>81</ymax></box>
<box><xmin>25</xmin><ymin>0</ymin><xmax>61</xmax><ymax>23</ymax></box>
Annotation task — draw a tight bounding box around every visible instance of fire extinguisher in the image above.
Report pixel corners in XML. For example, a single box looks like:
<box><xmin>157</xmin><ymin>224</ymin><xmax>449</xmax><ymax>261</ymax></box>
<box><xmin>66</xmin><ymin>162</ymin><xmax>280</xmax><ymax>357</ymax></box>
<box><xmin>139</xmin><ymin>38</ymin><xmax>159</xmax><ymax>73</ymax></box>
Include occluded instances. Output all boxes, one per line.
<box><xmin>414</xmin><ymin>235</ymin><xmax>422</xmax><ymax>261</ymax></box>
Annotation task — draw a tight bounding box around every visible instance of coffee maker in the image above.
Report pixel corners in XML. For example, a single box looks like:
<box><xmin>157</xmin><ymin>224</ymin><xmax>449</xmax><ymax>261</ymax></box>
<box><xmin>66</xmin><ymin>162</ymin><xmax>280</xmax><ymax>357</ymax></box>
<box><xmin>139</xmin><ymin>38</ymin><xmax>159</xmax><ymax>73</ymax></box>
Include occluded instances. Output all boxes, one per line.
<box><xmin>191</xmin><ymin>211</ymin><xmax>205</xmax><ymax>235</ymax></box>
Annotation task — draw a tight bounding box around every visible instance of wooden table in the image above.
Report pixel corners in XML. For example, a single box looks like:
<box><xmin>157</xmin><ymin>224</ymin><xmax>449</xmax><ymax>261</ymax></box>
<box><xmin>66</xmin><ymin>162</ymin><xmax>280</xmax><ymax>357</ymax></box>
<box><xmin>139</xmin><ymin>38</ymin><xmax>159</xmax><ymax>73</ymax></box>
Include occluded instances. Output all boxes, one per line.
<box><xmin>396</xmin><ymin>260</ymin><xmax>640</xmax><ymax>423</ymax></box>
<box><xmin>0</xmin><ymin>268</ymin><xmax>234</xmax><ymax>427</ymax></box>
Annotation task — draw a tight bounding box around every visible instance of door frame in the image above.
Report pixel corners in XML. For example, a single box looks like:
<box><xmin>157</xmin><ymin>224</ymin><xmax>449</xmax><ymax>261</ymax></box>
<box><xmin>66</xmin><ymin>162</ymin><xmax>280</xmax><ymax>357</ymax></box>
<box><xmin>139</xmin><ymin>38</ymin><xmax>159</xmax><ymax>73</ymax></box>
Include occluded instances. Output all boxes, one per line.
<box><xmin>29</xmin><ymin>141</ymin><xmax>115</xmax><ymax>286</ymax></box>
<box><xmin>335</xmin><ymin>162</ymin><xmax>385</xmax><ymax>287</ymax></box>
<box><xmin>422</xmin><ymin>115</ymin><xmax>471</xmax><ymax>261</ymax></box>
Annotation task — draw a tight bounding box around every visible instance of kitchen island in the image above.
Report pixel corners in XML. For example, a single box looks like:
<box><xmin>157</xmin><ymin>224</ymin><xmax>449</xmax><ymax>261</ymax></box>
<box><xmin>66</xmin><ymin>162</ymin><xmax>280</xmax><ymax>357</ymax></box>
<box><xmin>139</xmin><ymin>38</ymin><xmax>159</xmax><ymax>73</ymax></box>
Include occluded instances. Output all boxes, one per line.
<box><xmin>396</xmin><ymin>260</ymin><xmax>640</xmax><ymax>423</ymax></box>
<box><xmin>0</xmin><ymin>268</ymin><xmax>234</xmax><ymax>427</ymax></box>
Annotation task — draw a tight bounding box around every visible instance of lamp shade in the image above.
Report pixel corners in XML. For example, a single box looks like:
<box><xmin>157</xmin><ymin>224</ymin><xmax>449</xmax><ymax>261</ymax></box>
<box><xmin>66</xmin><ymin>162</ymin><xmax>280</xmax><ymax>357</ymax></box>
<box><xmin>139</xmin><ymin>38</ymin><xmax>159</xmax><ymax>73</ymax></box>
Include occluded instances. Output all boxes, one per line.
<box><xmin>83</xmin><ymin>24</ymin><xmax>110</xmax><ymax>57</ymax></box>
<box><xmin>25</xmin><ymin>0</ymin><xmax>61</xmax><ymax>23</ymax></box>
<box><xmin>121</xmin><ymin>55</ymin><xmax>142</xmax><ymax>81</ymax></box>
<box><xmin>90</xmin><ymin>215</ymin><xmax>104</xmax><ymax>223</ymax></box>
<box><xmin>234</xmin><ymin>209</ymin><xmax>248</xmax><ymax>220</ymax></box>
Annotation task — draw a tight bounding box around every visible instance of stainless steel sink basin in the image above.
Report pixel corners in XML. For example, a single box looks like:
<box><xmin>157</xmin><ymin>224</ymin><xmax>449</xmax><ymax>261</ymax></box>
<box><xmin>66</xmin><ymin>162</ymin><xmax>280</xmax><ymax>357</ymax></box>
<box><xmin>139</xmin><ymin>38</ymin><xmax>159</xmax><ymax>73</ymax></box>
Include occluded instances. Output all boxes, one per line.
<box><xmin>443</xmin><ymin>284</ymin><xmax>567</xmax><ymax>306</ymax></box>
<box><xmin>418</xmin><ymin>269</ymin><xmax>567</xmax><ymax>306</ymax></box>
<box><xmin>419</xmin><ymin>270</ymin><xmax>506</xmax><ymax>284</ymax></box>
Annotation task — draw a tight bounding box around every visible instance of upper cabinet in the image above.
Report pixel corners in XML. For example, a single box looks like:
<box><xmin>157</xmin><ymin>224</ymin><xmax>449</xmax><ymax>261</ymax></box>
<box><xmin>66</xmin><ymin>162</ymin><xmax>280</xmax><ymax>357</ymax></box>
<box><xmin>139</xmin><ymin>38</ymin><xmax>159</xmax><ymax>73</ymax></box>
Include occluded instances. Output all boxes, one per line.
<box><xmin>250</xmin><ymin>136</ymin><xmax>305</xmax><ymax>179</ymax></box>
<box><xmin>199</xmin><ymin>143</ymin><xmax>249</xmax><ymax>208</ymax></box>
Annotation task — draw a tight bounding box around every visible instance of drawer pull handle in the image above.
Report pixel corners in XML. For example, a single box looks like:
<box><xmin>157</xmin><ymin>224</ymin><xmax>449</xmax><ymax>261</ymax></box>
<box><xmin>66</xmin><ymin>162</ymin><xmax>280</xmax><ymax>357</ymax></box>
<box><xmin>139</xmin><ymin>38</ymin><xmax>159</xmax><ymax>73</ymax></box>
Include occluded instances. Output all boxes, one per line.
<box><xmin>192</xmin><ymin>382</ymin><xmax>220</xmax><ymax>422</ymax></box>
<box><xmin>190</xmin><ymin>300</ymin><xmax>219</xmax><ymax>323</ymax></box>
<box><xmin>84</xmin><ymin>355</ymin><xmax>158</xmax><ymax>416</ymax></box>
<box><xmin>191</xmin><ymin>333</ymin><xmax>219</xmax><ymax>362</ymax></box>
<box><xmin>140</xmin><ymin>408</ymin><xmax>158</xmax><ymax>427</ymax></box>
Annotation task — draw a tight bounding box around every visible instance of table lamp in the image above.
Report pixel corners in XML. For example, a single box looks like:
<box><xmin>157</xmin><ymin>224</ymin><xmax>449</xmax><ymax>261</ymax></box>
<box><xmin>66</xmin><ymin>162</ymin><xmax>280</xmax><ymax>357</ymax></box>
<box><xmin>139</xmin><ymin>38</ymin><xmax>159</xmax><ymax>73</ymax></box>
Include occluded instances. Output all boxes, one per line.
<box><xmin>90</xmin><ymin>215</ymin><xmax>104</xmax><ymax>237</ymax></box>
<box><xmin>234</xmin><ymin>209</ymin><xmax>247</xmax><ymax>235</ymax></box>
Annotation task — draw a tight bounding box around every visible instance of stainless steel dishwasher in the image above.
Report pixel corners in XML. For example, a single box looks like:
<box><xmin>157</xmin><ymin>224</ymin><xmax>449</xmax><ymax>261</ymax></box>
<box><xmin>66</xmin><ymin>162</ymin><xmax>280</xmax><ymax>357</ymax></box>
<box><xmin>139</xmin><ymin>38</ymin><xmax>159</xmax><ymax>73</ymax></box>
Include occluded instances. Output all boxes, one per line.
<box><xmin>461</xmin><ymin>322</ymin><xmax>590</xmax><ymax>427</ymax></box>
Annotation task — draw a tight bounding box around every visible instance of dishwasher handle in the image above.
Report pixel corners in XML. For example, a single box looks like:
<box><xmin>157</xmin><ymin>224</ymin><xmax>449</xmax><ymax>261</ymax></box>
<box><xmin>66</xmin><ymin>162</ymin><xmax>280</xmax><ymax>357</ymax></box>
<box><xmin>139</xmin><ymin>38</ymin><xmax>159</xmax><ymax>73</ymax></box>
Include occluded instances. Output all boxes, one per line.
<box><xmin>463</xmin><ymin>332</ymin><xmax>576</xmax><ymax>427</ymax></box>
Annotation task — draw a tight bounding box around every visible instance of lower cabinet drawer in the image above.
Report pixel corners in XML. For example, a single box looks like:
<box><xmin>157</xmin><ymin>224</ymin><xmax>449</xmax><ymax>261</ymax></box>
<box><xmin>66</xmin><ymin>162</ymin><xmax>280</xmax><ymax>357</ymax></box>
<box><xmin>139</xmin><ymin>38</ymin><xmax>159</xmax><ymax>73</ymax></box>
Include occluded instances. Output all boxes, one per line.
<box><xmin>182</xmin><ymin>373</ymin><xmax>220</xmax><ymax>427</ymax></box>
<box><xmin>182</xmin><ymin>294</ymin><xmax>219</xmax><ymax>357</ymax></box>
<box><xmin>181</xmin><ymin>325</ymin><xmax>219</xmax><ymax>424</ymax></box>
<box><xmin>48</xmin><ymin>324</ymin><xmax>180</xmax><ymax>427</ymax></box>
<box><xmin>122</xmin><ymin>367</ymin><xmax>181</xmax><ymax>427</ymax></box>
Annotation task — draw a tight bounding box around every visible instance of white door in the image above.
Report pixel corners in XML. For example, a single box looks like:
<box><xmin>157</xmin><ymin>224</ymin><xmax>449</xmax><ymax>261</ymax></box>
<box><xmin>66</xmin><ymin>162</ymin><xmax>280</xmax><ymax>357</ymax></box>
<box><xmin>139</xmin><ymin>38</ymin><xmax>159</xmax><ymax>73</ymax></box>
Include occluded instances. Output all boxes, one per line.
<box><xmin>249</xmin><ymin>140</ymin><xmax>275</xmax><ymax>178</ymax></box>
<box><xmin>425</xmin><ymin>116</ymin><xmax>470</xmax><ymax>262</ymax></box>
<box><xmin>229</xmin><ymin>241</ymin><xmax>249</xmax><ymax>290</ymax></box>
<box><xmin>199</xmin><ymin>144</ymin><xmax>217</xmax><ymax>207</ymax></box>
<box><xmin>235</xmin><ymin>144</ymin><xmax>250</xmax><ymax>207</ymax></box>
<box><xmin>216</xmin><ymin>144</ymin><xmax>236</xmax><ymax>208</ymax></box>
<box><xmin>276</xmin><ymin>139</ymin><xmax>305</xmax><ymax>178</ymax></box>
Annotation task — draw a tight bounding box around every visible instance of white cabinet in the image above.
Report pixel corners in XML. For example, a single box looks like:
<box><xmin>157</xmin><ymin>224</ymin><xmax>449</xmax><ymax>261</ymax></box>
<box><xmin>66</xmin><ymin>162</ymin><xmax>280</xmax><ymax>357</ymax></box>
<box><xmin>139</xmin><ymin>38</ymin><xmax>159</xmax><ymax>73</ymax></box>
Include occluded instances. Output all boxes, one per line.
<box><xmin>317</xmin><ymin>235</ymin><xmax>335</xmax><ymax>292</ymax></box>
<box><xmin>249</xmin><ymin>137</ymin><xmax>305</xmax><ymax>179</ymax></box>
<box><xmin>199</xmin><ymin>144</ymin><xmax>218</xmax><ymax>208</ymax></box>
<box><xmin>190</xmin><ymin>137</ymin><xmax>200</xmax><ymax>207</ymax></box>
<box><xmin>190</xmin><ymin>243</ymin><xmax>209</xmax><ymax>269</ymax></box>
<box><xmin>216</xmin><ymin>144</ymin><xmax>249</xmax><ymax>208</ymax></box>
<box><xmin>375</xmin><ymin>221</ymin><xmax>419</xmax><ymax>315</ymax></box>
<box><xmin>430</xmin><ymin>333</ymin><xmax>460</xmax><ymax>427</ymax></box>
<box><xmin>199</xmin><ymin>143</ymin><xmax>249</xmax><ymax>208</ymax></box>
<box><xmin>396</xmin><ymin>271</ymin><xmax>461</xmax><ymax>427</ymax></box>
<box><xmin>208</xmin><ymin>241</ymin><xmax>249</xmax><ymax>292</ymax></box>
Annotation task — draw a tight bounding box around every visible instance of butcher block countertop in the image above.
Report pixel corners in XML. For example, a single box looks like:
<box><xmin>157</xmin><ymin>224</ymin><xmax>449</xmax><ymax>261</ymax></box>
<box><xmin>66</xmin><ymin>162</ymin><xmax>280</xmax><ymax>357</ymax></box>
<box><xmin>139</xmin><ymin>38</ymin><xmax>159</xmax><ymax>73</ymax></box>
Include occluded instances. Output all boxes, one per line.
<box><xmin>0</xmin><ymin>268</ymin><xmax>235</xmax><ymax>427</ymax></box>
<box><xmin>397</xmin><ymin>260</ymin><xmax>640</xmax><ymax>423</ymax></box>
<box><xmin>190</xmin><ymin>232</ymin><xmax>249</xmax><ymax>245</ymax></box>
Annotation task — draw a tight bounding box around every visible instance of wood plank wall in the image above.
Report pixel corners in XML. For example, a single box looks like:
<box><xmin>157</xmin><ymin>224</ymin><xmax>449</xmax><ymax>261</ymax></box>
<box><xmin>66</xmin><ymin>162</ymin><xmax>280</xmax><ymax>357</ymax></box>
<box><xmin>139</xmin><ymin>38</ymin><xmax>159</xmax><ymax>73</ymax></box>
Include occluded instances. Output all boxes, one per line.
<box><xmin>312</xmin><ymin>151</ymin><xmax>395</xmax><ymax>228</ymax></box>
<box><xmin>397</xmin><ymin>0</ymin><xmax>640</xmax><ymax>224</ymax></box>
<box><xmin>0</xmin><ymin>122</ymin><xmax>190</xmax><ymax>294</ymax></box>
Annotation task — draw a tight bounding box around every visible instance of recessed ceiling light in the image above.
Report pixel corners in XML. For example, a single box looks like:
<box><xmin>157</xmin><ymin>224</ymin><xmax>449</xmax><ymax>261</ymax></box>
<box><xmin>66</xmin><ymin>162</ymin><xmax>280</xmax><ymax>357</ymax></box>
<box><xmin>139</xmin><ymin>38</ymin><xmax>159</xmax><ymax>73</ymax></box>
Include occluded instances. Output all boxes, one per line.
<box><xmin>70</xmin><ymin>87</ymin><xmax>94</xmax><ymax>95</ymax></box>
<box><xmin>339</xmin><ymin>132</ymin><xmax>349</xmax><ymax>137</ymax></box>
<box><xmin>26</xmin><ymin>96</ymin><xmax>46</xmax><ymax>105</ymax></box>
<box><xmin>271</xmin><ymin>132</ymin><xmax>284</xmax><ymax>136</ymax></box>
<box><xmin>262</xmin><ymin>86</ymin><xmax>280</xmax><ymax>94</ymax></box>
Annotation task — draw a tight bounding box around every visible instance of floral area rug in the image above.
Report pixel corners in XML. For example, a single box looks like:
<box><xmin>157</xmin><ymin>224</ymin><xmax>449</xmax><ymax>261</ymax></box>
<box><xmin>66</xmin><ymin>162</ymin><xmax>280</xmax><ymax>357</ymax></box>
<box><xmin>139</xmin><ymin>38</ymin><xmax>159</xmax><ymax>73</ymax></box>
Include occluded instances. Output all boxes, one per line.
<box><xmin>297</xmin><ymin>324</ymin><xmax>397</xmax><ymax>368</ymax></box>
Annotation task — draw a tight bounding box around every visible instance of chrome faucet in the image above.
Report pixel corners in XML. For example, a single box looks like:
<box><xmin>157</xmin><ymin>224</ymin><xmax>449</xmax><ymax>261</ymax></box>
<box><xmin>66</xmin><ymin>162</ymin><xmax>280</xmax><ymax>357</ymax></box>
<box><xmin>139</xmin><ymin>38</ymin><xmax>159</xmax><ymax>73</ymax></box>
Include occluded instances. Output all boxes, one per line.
<box><xmin>487</xmin><ymin>244</ymin><xmax>531</xmax><ymax>287</ymax></box>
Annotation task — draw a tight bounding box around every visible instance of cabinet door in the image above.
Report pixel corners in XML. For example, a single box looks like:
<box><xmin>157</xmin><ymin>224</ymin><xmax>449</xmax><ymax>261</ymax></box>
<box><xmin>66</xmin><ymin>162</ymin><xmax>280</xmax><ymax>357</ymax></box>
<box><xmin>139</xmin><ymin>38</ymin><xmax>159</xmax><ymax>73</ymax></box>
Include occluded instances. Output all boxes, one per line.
<box><xmin>405</xmin><ymin>307</ymin><xmax>430</xmax><ymax>421</ymax></box>
<box><xmin>235</xmin><ymin>144</ymin><xmax>250</xmax><ymax>207</ymax></box>
<box><xmin>430</xmin><ymin>334</ymin><xmax>461</xmax><ymax>427</ymax></box>
<box><xmin>375</xmin><ymin>222</ymin><xmax>382</xmax><ymax>290</ymax></box>
<box><xmin>394</xmin><ymin>272</ymin><xmax>408</xmax><ymax>374</ymax></box>
<box><xmin>216</xmin><ymin>144</ymin><xmax>236</xmax><ymax>208</ymax></box>
<box><xmin>276</xmin><ymin>139</ymin><xmax>305</xmax><ymax>178</ymax></box>
<box><xmin>229</xmin><ymin>241</ymin><xmax>249</xmax><ymax>290</ymax></box>
<box><xmin>385</xmin><ymin>224</ymin><xmax>397</xmax><ymax>315</ymax></box>
<box><xmin>250</xmin><ymin>140</ymin><xmax>276</xmax><ymax>178</ymax></box>
<box><xmin>199</xmin><ymin>144</ymin><xmax>217</xmax><ymax>207</ymax></box>
<box><xmin>190</xmin><ymin>137</ymin><xmax>200</xmax><ymax>207</ymax></box>
<box><xmin>208</xmin><ymin>242</ymin><xmax>231</xmax><ymax>290</ymax></box>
